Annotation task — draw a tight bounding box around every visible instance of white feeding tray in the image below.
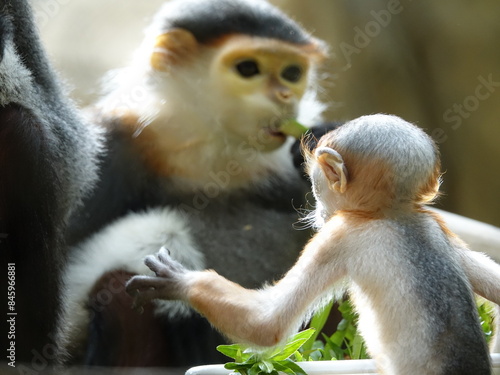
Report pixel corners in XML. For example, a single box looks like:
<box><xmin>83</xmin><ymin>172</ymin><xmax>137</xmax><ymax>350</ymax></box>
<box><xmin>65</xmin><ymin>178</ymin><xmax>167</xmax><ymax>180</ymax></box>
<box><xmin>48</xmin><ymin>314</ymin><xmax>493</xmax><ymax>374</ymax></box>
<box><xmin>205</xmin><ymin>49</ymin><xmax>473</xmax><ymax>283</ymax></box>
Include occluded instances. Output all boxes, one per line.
<box><xmin>186</xmin><ymin>354</ymin><xmax>500</xmax><ymax>375</ymax></box>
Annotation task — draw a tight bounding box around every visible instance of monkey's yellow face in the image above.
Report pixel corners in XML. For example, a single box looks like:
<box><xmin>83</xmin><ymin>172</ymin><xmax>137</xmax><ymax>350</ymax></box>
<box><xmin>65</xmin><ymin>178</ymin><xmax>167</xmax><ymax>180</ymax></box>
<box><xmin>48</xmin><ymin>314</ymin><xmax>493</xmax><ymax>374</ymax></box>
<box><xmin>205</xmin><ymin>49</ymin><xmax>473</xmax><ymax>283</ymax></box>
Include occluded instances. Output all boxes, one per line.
<box><xmin>209</xmin><ymin>36</ymin><xmax>316</xmax><ymax>151</ymax></box>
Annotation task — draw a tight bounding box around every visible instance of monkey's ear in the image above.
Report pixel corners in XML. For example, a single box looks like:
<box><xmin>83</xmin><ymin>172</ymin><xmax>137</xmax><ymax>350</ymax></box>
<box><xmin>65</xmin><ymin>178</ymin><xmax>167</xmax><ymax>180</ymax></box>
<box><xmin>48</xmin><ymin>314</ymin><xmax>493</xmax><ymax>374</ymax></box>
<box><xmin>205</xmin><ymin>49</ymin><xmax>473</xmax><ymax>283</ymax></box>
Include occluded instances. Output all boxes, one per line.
<box><xmin>150</xmin><ymin>28</ymin><xmax>198</xmax><ymax>72</ymax></box>
<box><xmin>315</xmin><ymin>147</ymin><xmax>348</xmax><ymax>193</ymax></box>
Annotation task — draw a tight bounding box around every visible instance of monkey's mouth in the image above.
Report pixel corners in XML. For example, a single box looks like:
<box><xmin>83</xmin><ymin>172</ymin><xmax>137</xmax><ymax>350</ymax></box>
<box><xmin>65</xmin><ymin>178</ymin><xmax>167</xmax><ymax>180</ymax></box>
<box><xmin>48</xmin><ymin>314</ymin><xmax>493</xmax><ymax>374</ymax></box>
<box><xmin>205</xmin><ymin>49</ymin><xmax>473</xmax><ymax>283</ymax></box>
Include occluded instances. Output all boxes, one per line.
<box><xmin>263</xmin><ymin>117</ymin><xmax>289</xmax><ymax>139</ymax></box>
<box><xmin>265</xmin><ymin>127</ymin><xmax>287</xmax><ymax>139</ymax></box>
<box><xmin>253</xmin><ymin>124</ymin><xmax>288</xmax><ymax>153</ymax></box>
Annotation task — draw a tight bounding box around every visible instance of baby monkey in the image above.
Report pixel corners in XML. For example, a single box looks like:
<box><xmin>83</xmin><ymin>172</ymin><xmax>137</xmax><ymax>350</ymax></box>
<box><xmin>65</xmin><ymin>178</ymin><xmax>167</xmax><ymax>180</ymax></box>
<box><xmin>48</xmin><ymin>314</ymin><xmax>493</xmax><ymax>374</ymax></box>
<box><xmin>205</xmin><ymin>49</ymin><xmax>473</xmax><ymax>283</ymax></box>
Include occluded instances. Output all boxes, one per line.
<box><xmin>127</xmin><ymin>114</ymin><xmax>499</xmax><ymax>374</ymax></box>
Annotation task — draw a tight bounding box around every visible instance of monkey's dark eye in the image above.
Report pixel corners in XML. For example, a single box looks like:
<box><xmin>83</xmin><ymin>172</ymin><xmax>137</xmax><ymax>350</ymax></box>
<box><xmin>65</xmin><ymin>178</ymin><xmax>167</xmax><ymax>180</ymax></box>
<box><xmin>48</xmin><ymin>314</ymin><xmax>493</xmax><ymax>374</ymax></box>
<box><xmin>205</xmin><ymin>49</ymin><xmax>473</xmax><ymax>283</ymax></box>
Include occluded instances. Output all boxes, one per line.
<box><xmin>235</xmin><ymin>60</ymin><xmax>260</xmax><ymax>78</ymax></box>
<box><xmin>281</xmin><ymin>65</ymin><xmax>302</xmax><ymax>83</ymax></box>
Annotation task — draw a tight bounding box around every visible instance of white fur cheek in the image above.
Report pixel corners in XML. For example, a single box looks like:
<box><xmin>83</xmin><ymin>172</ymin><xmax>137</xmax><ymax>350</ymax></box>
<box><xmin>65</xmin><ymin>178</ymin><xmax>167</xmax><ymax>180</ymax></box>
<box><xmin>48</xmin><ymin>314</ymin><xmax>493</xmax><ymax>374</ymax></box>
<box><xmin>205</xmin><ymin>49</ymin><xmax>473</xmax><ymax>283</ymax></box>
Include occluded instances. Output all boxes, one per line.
<box><xmin>297</xmin><ymin>88</ymin><xmax>326</xmax><ymax>127</ymax></box>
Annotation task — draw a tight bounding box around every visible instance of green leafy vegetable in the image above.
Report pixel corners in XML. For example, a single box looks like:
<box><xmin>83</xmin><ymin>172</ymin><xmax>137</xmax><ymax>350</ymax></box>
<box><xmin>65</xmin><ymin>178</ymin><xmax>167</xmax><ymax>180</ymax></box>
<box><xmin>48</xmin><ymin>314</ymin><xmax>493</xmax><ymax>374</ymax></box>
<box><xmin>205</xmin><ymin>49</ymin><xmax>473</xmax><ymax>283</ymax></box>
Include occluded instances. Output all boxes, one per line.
<box><xmin>280</xmin><ymin>119</ymin><xmax>309</xmax><ymax>139</ymax></box>
<box><xmin>299</xmin><ymin>299</ymin><xmax>369</xmax><ymax>362</ymax></box>
<box><xmin>217</xmin><ymin>297</ymin><xmax>495</xmax><ymax>374</ymax></box>
<box><xmin>477</xmin><ymin>297</ymin><xmax>496</xmax><ymax>343</ymax></box>
<box><xmin>217</xmin><ymin>328</ymin><xmax>315</xmax><ymax>375</ymax></box>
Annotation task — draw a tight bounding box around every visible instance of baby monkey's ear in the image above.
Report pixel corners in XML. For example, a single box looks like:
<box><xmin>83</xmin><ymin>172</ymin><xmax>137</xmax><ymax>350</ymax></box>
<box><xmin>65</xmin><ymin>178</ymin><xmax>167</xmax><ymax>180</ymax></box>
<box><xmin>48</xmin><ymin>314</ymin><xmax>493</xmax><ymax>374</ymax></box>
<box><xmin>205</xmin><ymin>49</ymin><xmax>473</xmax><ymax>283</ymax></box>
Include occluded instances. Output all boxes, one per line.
<box><xmin>150</xmin><ymin>28</ymin><xmax>198</xmax><ymax>71</ymax></box>
<box><xmin>315</xmin><ymin>147</ymin><xmax>348</xmax><ymax>193</ymax></box>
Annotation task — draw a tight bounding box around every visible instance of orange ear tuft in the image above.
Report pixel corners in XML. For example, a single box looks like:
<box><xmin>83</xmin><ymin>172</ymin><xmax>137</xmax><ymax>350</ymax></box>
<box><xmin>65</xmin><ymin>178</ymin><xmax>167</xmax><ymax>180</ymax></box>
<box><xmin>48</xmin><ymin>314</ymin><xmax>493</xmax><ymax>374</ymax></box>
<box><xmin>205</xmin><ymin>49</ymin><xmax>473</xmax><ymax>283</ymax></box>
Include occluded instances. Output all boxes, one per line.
<box><xmin>150</xmin><ymin>29</ymin><xmax>198</xmax><ymax>72</ymax></box>
<box><xmin>315</xmin><ymin>147</ymin><xmax>348</xmax><ymax>193</ymax></box>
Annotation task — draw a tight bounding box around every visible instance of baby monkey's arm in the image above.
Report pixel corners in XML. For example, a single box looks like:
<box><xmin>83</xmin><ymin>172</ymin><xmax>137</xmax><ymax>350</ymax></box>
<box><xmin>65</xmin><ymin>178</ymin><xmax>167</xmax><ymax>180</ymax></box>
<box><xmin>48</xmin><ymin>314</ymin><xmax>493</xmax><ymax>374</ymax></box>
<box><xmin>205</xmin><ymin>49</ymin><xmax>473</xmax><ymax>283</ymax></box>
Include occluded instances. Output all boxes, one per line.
<box><xmin>127</xmin><ymin>221</ymin><xmax>346</xmax><ymax>347</ymax></box>
<box><xmin>127</xmin><ymin>247</ymin><xmax>270</xmax><ymax>345</ymax></box>
<box><xmin>454</xmin><ymin>239</ymin><xmax>500</xmax><ymax>305</ymax></box>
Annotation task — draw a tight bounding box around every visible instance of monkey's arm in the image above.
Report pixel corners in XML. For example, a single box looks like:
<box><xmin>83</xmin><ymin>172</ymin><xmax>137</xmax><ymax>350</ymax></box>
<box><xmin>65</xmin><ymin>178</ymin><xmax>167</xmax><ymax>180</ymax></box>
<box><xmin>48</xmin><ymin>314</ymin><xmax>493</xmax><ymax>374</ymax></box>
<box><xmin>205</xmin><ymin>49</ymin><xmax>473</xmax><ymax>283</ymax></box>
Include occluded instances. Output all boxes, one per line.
<box><xmin>127</xmin><ymin>220</ymin><xmax>347</xmax><ymax>347</ymax></box>
<box><xmin>432</xmin><ymin>208</ymin><xmax>500</xmax><ymax>262</ymax></box>
<box><xmin>454</xmin><ymin>239</ymin><xmax>500</xmax><ymax>305</ymax></box>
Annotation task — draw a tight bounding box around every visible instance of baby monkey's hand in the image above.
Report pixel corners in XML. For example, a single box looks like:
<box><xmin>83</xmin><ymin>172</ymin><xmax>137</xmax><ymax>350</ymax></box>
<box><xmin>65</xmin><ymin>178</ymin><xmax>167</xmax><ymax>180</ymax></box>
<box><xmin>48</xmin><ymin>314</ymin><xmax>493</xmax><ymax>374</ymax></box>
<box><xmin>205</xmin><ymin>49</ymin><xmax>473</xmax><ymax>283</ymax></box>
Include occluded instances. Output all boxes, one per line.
<box><xmin>126</xmin><ymin>247</ymin><xmax>188</xmax><ymax>312</ymax></box>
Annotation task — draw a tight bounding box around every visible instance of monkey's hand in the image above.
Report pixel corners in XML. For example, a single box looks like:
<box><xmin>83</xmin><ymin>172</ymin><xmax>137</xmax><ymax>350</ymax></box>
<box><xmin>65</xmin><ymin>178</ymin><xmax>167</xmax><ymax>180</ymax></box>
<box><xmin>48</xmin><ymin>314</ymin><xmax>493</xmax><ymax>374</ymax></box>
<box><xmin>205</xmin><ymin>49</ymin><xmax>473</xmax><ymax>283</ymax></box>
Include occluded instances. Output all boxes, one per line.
<box><xmin>125</xmin><ymin>247</ymin><xmax>189</xmax><ymax>312</ymax></box>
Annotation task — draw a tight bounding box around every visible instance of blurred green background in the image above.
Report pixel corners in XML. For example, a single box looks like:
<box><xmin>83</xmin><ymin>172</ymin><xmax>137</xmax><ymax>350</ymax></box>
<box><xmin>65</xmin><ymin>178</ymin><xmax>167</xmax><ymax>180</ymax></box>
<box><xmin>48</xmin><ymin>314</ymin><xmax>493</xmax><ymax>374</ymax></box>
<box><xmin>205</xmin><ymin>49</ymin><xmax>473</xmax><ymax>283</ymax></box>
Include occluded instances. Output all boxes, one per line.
<box><xmin>33</xmin><ymin>0</ymin><xmax>500</xmax><ymax>226</ymax></box>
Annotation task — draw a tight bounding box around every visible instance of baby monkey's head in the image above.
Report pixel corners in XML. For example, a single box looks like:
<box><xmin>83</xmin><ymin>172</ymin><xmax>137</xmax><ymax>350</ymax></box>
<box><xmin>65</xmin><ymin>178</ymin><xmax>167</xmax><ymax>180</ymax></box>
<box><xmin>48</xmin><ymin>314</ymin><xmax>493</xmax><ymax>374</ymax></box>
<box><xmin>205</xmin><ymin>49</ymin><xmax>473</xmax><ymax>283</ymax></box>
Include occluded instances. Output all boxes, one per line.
<box><xmin>305</xmin><ymin>114</ymin><xmax>441</xmax><ymax>225</ymax></box>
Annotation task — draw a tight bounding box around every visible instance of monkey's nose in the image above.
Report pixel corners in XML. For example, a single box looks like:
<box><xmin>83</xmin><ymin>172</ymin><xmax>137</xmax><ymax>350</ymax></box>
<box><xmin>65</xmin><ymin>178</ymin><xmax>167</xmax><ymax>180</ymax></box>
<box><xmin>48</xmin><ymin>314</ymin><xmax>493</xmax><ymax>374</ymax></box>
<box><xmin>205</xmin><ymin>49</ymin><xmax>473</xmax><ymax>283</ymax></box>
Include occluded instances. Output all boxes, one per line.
<box><xmin>276</xmin><ymin>89</ymin><xmax>293</xmax><ymax>103</ymax></box>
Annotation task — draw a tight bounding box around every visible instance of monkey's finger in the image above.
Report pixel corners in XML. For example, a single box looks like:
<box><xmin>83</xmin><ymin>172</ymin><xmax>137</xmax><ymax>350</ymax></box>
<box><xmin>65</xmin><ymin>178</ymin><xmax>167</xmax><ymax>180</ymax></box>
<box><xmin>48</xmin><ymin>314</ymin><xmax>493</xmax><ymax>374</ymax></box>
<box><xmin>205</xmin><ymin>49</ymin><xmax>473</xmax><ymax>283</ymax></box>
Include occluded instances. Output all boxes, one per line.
<box><xmin>157</xmin><ymin>247</ymin><xmax>172</xmax><ymax>264</ymax></box>
<box><xmin>125</xmin><ymin>276</ymin><xmax>158</xmax><ymax>312</ymax></box>
<box><xmin>132</xmin><ymin>287</ymin><xmax>167</xmax><ymax>307</ymax></box>
<box><xmin>147</xmin><ymin>250</ymin><xmax>188</xmax><ymax>277</ymax></box>
<box><xmin>159</xmin><ymin>246</ymin><xmax>171</xmax><ymax>255</ymax></box>
<box><xmin>126</xmin><ymin>275</ymin><xmax>166</xmax><ymax>292</ymax></box>
<box><xmin>127</xmin><ymin>276</ymin><xmax>169</xmax><ymax>310</ymax></box>
<box><xmin>157</xmin><ymin>248</ymin><xmax>188</xmax><ymax>272</ymax></box>
<box><xmin>144</xmin><ymin>255</ymin><xmax>169</xmax><ymax>276</ymax></box>
<box><xmin>127</xmin><ymin>275</ymin><xmax>184</xmax><ymax>302</ymax></box>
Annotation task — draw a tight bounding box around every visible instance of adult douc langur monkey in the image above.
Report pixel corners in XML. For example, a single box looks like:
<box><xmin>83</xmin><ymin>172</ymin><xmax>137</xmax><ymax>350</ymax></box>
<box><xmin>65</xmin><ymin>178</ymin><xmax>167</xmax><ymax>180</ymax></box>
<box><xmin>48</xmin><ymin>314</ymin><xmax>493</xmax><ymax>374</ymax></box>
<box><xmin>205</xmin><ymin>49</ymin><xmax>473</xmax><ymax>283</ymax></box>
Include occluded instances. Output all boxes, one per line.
<box><xmin>0</xmin><ymin>0</ymin><xmax>101</xmax><ymax>368</ymax></box>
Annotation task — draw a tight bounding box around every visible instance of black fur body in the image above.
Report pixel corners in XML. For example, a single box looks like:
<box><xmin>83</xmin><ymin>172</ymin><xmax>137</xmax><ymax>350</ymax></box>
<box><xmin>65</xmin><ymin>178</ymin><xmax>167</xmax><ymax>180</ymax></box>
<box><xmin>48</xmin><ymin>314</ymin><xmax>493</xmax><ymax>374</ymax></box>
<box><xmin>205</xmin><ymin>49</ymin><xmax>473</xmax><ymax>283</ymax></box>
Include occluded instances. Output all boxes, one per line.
<box><xmin>0</xmin><ymin>0</ymin><xmax>101</xmax><ymax>365</ymax></box>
